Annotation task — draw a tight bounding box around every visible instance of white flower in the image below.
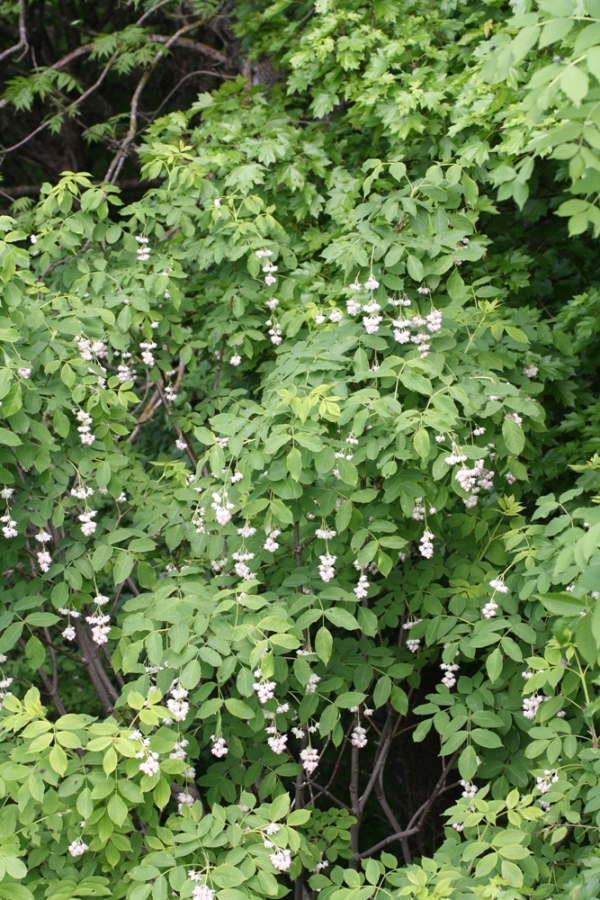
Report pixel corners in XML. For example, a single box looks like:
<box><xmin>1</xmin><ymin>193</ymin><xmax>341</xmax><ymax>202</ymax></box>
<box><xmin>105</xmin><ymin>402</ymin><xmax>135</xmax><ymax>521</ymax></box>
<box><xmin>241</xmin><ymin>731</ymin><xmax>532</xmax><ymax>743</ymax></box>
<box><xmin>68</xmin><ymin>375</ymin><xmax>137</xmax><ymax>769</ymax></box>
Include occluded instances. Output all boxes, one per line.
<box><xmin>268</xmin><ymin>733</ymin><xmax>288</xmax><ymax>754</ymax></box>
<box><xmin>139</xmin><ymin>753</ymin><xmax>160</xmax><ymax>777</ymax></box>
<box><xmin>254</xmin><ymin>680</ymin><xmax>276</xmax><ymax>704</ymax></box>
<box><xmin>524</xmin><ymin>364</ymin><xmax>538</xmax><ymax>378</ymax></box>
<box><xmin>211</xmin><ymin>736</ymin><xmax>228</xmax><ymax>758</ymax></box>
<box><xmin>270</xmin><ymin>848</ymin><xmax>292</xmax><ymax>872</ymax></box>
<box><xmin>167</xmin><ymin>698</ymin><xmax>189</xmax><ymax>721</ymax></box>
<box><xmin>300</xmin><ymin>747</ymin><xmax>319</xmax><ymax>774</ymax></box>
<box><xmin>193</xmin><ymin>887</ymin><xmax>215</xmax><ymax>900</ymax></box>
<box><xmin>62</xmin><ymin>625</ymin><xmax>76</xmax><ymax>641</ymax></box>
<box><xmin>263</xmin><ymin>529</ymin><xmax>281</xmax><ymax>552</ymax></box>
<box><xmin>37</xmin><ymin>550</ymin><xmax>53</xmax><ymax>572</ymax></box>
<box><xmin>460</xmin><ymin>780</ymin><xmax>478</xmax><ymax>799</ymax></box>
<box><xmin>505</xmin><ymin>412</ymin><xmax>523</xmax><ymax>425</ymax></box>
<box><xmin>489</xmin><ymin>578</ymin><xmax>509</xmax><ymax>594</ymax></box>
<box><xmin>440</xmin><ymin>662</ymin><xmax>459</xmax><ymax>689</ymax></box>
<box><xmin>78</xmin><ymin>510</ymin><xmax>97</xmax><ymax>537</ymax></box>
<box><xmin>176</xmin><ymin>438</ymin><xmax>187</xmax><ymax>450</ymax></box>
<box><xmin>238</xmin><ymin>524</ymin><xmax>257</xmax><ymax>538</ymax></box>
<box><xmin>406</xmin><ymin>638</ymin><xmax>420</xmax><ymax>653</ymax></box>
<box><xmin>523</xmin><ymin>694</ymin><xmax>547</xmax><ymax>720</ymax></box>
<box><xmin>315</xmin><ymin>527</ymin><xmax>336</xmax><ymax>540</ymax></box>
<box><xmin>329</xmin><ymin>309</ymin><xmax>343</xmax><ymax>323</ymax></box>
<box><xmin>351</xmin><ymin>725</ymin><xmax>368</xmax><ymax>748</ymax></box>
<box><xmin>306</xmin><ymin>673</ymin><xmax>321</xmax><ymax>694</ymax></box>
<box><xmin>419</xmin><ymin>529</ymin><xmax>434</xmax><ymax>559</ymax></box>
<box><xmin>482</xmin><ymin>600</ymin><xmax>498</xmax><ymax>619</ymax></box>
<box><xmin>17</xmin><ymin>367</ymin><xmax>31</xmax><ymax>379</ymax></box>
<box><xmin>0</xmin><ymin>488</ymin><xmax>14</xmax><ymax>499</ymax></box>
<box><xmin>354</xmin><ymin>574</ymin><xmax>369</xmax><ymax>599</ymax></box>
<box><xmin>318</xmin><ymin>554</ymin><xmax>336</xmax><ymax>582</ymax></box>
<box><xmin>214</xmin><ymin>198</ymin><xmax>222</xmax><ymax>208</ymax></box>
<box><xmin>364</xmin><ymin>275</ymin><xmax>379</xmax><ymax>291</ymax></box>
<box><xmin>230</xmin><ymin>354</ymin><xmax>242</xmax><ymax>366</ymax></box>
<box><xmin>0</xmin><ymin>515</ymin><xmax>17</xmax><ymax>538</ymax></box>
<box><xmin>68</xmin><ymin>838</ymin><xmax>89</xmax><ymax>857</ymax></box>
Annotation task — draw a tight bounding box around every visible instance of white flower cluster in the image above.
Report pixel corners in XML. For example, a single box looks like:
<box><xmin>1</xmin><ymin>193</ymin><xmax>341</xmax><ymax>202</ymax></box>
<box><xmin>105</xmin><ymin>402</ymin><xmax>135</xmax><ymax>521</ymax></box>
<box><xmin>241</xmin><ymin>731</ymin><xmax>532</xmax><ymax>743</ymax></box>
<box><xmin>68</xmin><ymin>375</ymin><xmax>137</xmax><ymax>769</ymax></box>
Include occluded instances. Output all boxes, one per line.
<box><xmin>86</xmin><ymin>610</ymin><xmax>111</xmax><ymax>645</ymax></box>
<box><xmin>239</xmin><ymin>523</ymin><xmax>257</xmax><ymax>538</ymax></box>
<box><xmin>267</xmin><ymin>732</ymin><xmax>288</xmax><ymax>755</ymax></box>
<box><xmin>192</xmin><ymin>508</ymin><xmax>206</xmax><ymax>534</ymax></box>
<box><xmin>136</xmin><ymin>235</ymin><xmax>150</xmax><ymax>262</ymax></box>
<box><xmin>211</xmin><ymin>489</ymin><xmax>234</xmax><ymax>526</ymax></box>
<box><xmin>17</xmin><ymin>367</ymin><xmax>31</xmax><ymax>378</ymax></box>
<box><xmin>505</xmin><ymin>412</ymin><xmax>523</xmax><ymax>425</ymax></box>
<box><xmin>536</xmin><ymin>769</ymin><xmax>559</xmax><ymax>794</ymax></box>
<box><xmin>481</xmin><ymin>599</ymin><xmax>498</xmax><ymax>619</ymax></box>
<box><xmin>391</xmin><ymin>309</ymin><xmax>442</xmax><ymax>358</ymax></box>
<box><xmin>460</xmin><ymin>780</ymin><xmax>478</xmax><ymax>799</ymax></box>
<box><xmin>253</xmin><ymin>676</ymin><xmax>276</xmax><ymax>704</ymax></box>
<box><xmin>305</xmin><ymin>672</ymin><xmax>320</xmax><ymax>694</ymax></box>
<box><xmin>489</xmin><ymin>577</ymin><xmax>509</xmax><ymax>594</ymax></box>
<box><xmin>76</xmin><ymin>336</ymin><xmax>107</xmax><ymax>362</ymax></box>
<box><xmin>455</xmin><ymin>459</ymin><xmax>494</xmax><ymax>508</ymax></box>
<box><xmin>68</xmin><ymin>837</ymin><xmax>89</xmax><ymax>857</ymax></box>
<box><xmin>315</xmin><ymin>527</ymin><xmax>336</xmax><ymax>539</ymax></box>
<box><xmin>76</xmin><ymin>409</ymin><xmax>95</xmax><ymax>446</ymax></box>
<box><xmin>270</xmin><ymin>848</ymin><xmax>292</xmax><ymax>872</ymax></box>
<box><xmin>232</xmin><ymin>550</ymin><xmax>256</xmax><ymax>580</ymax></box>
<box><xmin>300</xmin><ymin>747</ymin><xmax>319</xmax><ymax>774</ymax></box>
<box><xmin>136</xmin><ymin>737</ymin><xmax>160</xmax><ymax>777</ymax></box>
<box><xmin>1</xmin><ymin>514</ymin><xmax>17</xmax><ymax>539</ymax></box>
<box><xmin>319</xmin><ymin>554</ymin><xmax>336</xmax><ymax>582</ymax></box>
<box><xmin>351</xmin><ymin>725</ymin><xmax>368</xmax><ymax>748</ymax></box>
<box><xmin>440</xmin><ymin>662</ymin><xmax>459</xmax><ymax>689</ymax></box>
<box><xmin>167</xmin><ymin>681</ymin><xmax>190</xmax><ymax>722</ymax></box>
<box><xmin>193</xmin><ymin>886</ymin><xmax>215</xmax><ymax>900</ymax></box>
<box><xmin>354</xmin><ymin>572</ymin><xmax>369</xmax><ymax>599</ymax></box>
<box><xmin>140</xmin><ymin>341</ymin><xmax>156</xmax><ymax>367</ymax></box>
<box><xmin>78</xmin><ymin>510</ymin><xmax>97</xmax><ymax>537</ymax></box>
<box><xmin>524</xmin><ymin>364</ymin><xmax>538</xmax><ymax>378</ymax></box>
<box><xmin>170</xmin><ymin>738</ymin><xmax>189</xmax><ymax>760</ymax></box>
<box><xmin>211</xmin><ymin>735</ymin><xmax>228</xmax><ymax>758</ymax></box>
<box><xmin>412</xmin><ymin>497</ymin><xmax>425</xmax><ymax>521</ymax></box>
<box><xmin>71</xmin><ymin>483</ymin><xmax>94</xmax><ymax>500</ymax></box>
<box><xmin>263</xmin><ymin>529</ymin><xmax>280</xmax><ymax>552</ymax></box>
<box><xmin>419</xmin><ymin>529</ymin><xmax>434</xmax><ymax>559</ymax></box>
<box><xmin>523</xmin><ymin>693</ymin><xmax>548</xmax><ymax>720</ymax></box>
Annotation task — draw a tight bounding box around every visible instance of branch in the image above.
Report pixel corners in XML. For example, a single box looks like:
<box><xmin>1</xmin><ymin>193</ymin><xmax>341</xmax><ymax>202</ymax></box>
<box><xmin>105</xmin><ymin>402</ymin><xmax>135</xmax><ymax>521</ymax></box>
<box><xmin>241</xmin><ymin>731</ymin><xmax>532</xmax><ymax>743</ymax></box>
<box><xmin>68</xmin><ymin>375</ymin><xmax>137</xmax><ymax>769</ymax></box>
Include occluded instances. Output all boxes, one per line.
<box><xmin>359</xmin><ymin>748</ymin><xmax>462</xmax><ymax>859</ymax></box>
<box><xmin>0</xmin><ymin>0</ymin><xmax>28</xmax><ymax>63</ymax></box>
<box><xmin>104</xmin><ymin>20</ymin><xmax>208</xmax><ymax>184</ymax></box>
<box><xmin>1</xmin><ymin>51</ymin><xmax>120</xmax><ymax>157</ymax></box>
<box><xmin>358</xmin><ymin>710</ymin><xmax>397</xmax><ymax>812</ymax></box>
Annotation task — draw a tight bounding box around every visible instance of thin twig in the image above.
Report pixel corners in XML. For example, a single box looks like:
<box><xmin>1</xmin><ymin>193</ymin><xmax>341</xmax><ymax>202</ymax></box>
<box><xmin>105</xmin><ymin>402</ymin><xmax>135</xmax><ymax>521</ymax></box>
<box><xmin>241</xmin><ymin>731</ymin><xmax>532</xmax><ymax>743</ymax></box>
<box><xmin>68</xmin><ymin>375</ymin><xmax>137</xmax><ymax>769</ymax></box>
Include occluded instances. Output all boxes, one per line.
<box><xmin>0</xmin><ymin>0</ymin><xmax>28</xmax><ymax>63</ymax></box>
<box><xmin>1</xmin><ymin>52</ymin><xmax>120</xmax><ymax>157</ymax></box>
<box><xmin>359</xmin><ymin>748</ymin><xmax>462</xmax><ymax>859</ymax></box>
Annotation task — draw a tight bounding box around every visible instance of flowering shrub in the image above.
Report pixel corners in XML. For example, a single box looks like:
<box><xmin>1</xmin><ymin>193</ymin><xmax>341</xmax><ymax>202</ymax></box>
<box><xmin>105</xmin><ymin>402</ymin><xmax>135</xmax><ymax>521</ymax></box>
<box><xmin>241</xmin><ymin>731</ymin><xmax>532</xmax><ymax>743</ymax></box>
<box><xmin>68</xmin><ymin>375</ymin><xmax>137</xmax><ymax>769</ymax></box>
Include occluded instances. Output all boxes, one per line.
<box><xmin>1</xmin><ymin>3</ymin><xmax>600</xmax><ymax>900</ymax></box>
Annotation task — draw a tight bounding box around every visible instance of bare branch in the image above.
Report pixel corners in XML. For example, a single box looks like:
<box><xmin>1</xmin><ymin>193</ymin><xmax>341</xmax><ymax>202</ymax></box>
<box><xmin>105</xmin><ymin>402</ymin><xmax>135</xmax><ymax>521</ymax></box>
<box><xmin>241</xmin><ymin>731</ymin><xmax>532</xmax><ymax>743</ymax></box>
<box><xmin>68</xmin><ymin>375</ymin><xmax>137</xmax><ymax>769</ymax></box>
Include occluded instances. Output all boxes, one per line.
<box><xmin>359</xmin><ymin>748</ymin><xmax>462</xmax><ymax>859</ymax></box>
<box><xmin>0</xmin><ymin>0</ymin><xmax>28</xmax><ymax>63</ymax></box>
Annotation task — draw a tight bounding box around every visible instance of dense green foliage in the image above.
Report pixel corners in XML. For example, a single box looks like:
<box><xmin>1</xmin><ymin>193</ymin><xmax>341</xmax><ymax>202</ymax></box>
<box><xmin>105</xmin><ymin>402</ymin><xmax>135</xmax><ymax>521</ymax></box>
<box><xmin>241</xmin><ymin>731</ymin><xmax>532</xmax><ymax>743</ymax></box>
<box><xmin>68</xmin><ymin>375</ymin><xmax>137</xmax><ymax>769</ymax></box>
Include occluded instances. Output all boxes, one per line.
<box><xmin>0</xmin><ymin>2</ymin><xmax>600</xmax><ymax>900</ymax></box>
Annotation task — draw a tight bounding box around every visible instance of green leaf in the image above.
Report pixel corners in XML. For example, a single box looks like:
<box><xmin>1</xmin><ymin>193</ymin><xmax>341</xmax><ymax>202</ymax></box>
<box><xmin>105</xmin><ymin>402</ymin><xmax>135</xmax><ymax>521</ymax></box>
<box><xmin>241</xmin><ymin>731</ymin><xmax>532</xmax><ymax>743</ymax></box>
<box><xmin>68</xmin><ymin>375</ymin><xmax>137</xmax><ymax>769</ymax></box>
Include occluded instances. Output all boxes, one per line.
<box><xmin>224</xmin><ymin>698</ymin><xmax>255</xmax><ymax>718</ymax></box>
<box><xmin>315</xmin><ymin>626</ymin><xmax>333</xmax><ymax>664</ymax></box>
<box><xmin>108</xmin><ymin>792</ymin><xmax>128</xmax><ymax>826</ymax></box>
<box><xmin>502</xmin><ymin>417</ymin><xmax>525</xmax><ymax>454</ymax></box>
<box><xmin>325</xmin><ymin>608</ymin><xmax>359</xmax><ymax>629</ymax></box>
<box><xmin>0</xmin><ymin>427</ymin><xmax>21</xmax><ymax>447</ymax></box>
<box><xmin>287</xmin><ymin>447</ymin><xmax>302</xmax><ymax>481</ymax></box>
<box><xmin>113</xmin><ymin>551</ymin><xmax>135</xmax><ymax>585</ymax></box>
<box><xmin>560</xmin><ymin>65</ymin><xmax>589</xmax><ymax>106</ymax></box>
<box><xmin>486</xmin><ymin>647</ymin><xmax>503</xmax><ymax>683</ymax></box>
<box><xmin>458</xmin><ymin>745</ymin><xmax>478</xmax><ymax>781</ymax></box>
